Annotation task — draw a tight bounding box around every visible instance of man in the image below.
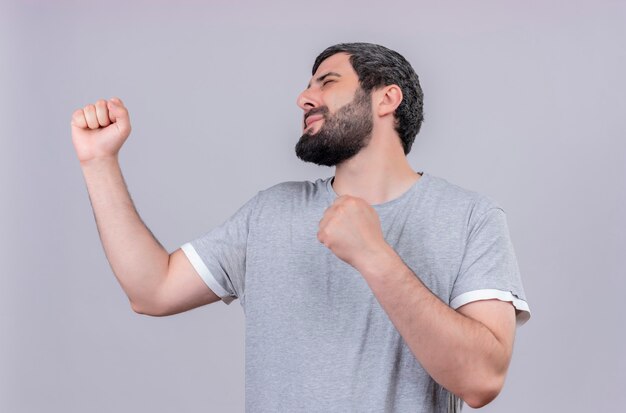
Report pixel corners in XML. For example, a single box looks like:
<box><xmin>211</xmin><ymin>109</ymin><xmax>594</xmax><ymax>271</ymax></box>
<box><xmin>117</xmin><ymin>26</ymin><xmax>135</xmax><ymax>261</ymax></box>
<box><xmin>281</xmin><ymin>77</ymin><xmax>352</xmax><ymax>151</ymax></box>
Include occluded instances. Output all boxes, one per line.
<box><xmin>71</xmin><ymin>43</ymin><xmax>530</xmax><ymax>412</ymax></box>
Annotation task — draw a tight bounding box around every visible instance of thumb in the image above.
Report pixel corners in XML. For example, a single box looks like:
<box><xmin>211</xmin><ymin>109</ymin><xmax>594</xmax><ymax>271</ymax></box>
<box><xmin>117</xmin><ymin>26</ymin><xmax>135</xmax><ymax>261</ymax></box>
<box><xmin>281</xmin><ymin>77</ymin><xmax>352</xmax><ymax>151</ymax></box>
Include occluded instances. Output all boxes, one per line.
<box><xmin>107</xmin><ymin>97</ymin><xmax>131</xmax><ymax>136</ymax></box>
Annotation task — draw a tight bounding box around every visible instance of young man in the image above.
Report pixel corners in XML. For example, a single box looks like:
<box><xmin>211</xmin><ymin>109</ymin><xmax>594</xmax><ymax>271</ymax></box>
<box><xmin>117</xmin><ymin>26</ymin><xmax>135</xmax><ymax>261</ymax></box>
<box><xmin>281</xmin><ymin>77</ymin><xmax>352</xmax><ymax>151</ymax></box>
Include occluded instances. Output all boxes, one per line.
<box><xmin>71</xmin><ymin>43</ymin><xmax>530</xmax><ymax>412</ymax></box>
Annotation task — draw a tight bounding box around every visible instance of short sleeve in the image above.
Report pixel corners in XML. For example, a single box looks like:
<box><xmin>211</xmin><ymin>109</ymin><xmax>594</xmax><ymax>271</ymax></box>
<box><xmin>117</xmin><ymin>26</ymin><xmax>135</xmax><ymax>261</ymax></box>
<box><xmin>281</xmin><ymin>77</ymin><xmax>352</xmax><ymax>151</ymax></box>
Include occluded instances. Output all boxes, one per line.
<box><xmin>450</xmin><ymin>207</ymin><xmax>531</xmax><ymax>325</ymax></box>
<box><xmin>180</xmin><ymin>192</ymin><xmax>260</xmax><ymax>305</ymax></box>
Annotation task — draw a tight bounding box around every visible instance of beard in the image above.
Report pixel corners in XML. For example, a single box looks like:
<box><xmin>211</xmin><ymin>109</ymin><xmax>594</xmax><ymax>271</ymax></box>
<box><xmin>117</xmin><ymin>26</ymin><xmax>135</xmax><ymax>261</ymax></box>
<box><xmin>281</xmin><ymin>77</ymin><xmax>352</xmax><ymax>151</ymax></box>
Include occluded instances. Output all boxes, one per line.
<box><xmin>294</xmin><ymin>88</ymin><xmax>374</xmax><ymax>167</ymax></box>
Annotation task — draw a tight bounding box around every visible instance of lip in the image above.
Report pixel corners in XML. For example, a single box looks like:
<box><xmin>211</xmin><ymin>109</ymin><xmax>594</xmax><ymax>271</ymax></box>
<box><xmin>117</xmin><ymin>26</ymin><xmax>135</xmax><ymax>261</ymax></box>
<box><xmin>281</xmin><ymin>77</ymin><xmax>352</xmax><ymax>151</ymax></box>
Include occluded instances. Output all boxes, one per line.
<box><xmin>304</xmin><ymin>114</ymin><xmax>323</xmax><ymax>128</ymax></box>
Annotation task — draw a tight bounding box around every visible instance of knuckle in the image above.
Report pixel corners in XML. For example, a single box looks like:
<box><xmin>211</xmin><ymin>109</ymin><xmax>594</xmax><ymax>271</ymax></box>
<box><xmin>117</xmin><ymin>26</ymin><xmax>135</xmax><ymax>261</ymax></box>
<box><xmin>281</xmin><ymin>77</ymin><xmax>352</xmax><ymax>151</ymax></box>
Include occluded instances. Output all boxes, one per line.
<box><xmin>319</xmin><ymin>227</ymin><xmax>331</xmax><ymax>239</ymax></box>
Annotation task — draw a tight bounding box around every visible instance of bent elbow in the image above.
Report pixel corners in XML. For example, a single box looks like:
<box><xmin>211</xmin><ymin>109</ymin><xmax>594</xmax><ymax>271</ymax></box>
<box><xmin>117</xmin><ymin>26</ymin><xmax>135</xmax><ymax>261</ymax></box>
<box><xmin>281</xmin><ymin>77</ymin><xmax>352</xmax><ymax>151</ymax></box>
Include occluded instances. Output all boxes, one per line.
<box><xmin>130</xmin><ymin>299</ymin><xmax>167</xmax><ymax>317</ymax></box>
<box><xmin>130</xmin><ymin>299</ymin><xmax>149</xmax><ymax>315</ymax></box>
<box><xmin>464</xmin><ymin>392</ymin><xmax>497</xmax><ymax>409</ymax></box>
<box><xmin>462</xmin><ymin>375</ymin><xmax>505</xmax><ymax>409</ymax></box>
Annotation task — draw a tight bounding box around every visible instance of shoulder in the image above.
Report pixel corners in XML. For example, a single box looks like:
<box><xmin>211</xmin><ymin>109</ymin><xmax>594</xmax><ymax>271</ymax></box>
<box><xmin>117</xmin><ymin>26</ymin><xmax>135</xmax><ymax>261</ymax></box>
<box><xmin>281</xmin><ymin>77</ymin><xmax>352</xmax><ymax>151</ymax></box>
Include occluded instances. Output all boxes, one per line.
<box><xmin>422</xmin><ymin>173</ymin><xmax>505</xmax><ymax>223</ymax></box>
<box><xmin>256</xmin><ymin>177</ymin><xmax>330</xmax><ymax>202</ymax></box>
<box><xmin>261</xmin><ymin>179</ymin><xmax>316</xmax><ymax>193</ymax></box>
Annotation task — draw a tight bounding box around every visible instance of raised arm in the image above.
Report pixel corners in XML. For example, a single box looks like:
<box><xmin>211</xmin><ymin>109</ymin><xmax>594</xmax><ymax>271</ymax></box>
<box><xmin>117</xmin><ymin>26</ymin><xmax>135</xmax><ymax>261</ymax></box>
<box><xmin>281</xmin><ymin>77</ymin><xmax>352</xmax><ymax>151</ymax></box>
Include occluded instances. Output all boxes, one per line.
<box><xmin>71</xmin><ymin>98</ymin><xmax>219</xmax><ymax>316</ymax></box>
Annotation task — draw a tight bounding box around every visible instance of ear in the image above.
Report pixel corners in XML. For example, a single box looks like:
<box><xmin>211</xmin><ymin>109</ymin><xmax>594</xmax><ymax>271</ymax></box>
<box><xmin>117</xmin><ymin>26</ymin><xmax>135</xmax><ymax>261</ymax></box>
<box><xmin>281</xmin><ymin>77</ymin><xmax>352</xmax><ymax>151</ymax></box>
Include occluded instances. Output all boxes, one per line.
<box><xmin>374</xmin><ymin>85</ymin><xmax>403</xmax><ymax>117</ymax></box>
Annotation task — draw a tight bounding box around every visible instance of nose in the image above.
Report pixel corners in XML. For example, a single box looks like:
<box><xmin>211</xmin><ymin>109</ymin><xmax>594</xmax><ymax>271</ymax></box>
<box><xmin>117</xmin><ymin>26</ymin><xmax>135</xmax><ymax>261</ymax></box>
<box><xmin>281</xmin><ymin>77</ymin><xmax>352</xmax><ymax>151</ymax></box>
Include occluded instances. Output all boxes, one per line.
<box><xmin>296</xmin><ymin>87</ymin><xmax>320</xmax><ymax>111</ymax></box>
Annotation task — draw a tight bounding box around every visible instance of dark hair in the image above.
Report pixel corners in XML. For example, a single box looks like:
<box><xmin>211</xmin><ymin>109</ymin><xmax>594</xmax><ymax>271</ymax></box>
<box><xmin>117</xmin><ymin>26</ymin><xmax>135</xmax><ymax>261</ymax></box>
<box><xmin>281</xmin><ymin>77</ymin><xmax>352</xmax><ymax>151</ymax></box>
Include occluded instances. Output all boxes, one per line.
<box><xmin>312</xmin><ymin>42</ymin><xmax>424</xmax><ymax>155</ymax></box>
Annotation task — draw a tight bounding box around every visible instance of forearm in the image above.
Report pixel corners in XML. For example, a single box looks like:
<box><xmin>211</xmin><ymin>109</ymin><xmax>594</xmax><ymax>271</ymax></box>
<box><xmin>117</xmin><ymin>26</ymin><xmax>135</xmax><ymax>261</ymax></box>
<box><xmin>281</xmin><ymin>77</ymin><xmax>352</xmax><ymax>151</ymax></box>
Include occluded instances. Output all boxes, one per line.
<box><xmin>357</xmin><ymin>246</ymin><xmax>509</xmax><ymax>405</ymax></box>
<box><xmin>80</xmin><ymin>157</ymin><xmax>169</xmax><ymax>311</ymax></box>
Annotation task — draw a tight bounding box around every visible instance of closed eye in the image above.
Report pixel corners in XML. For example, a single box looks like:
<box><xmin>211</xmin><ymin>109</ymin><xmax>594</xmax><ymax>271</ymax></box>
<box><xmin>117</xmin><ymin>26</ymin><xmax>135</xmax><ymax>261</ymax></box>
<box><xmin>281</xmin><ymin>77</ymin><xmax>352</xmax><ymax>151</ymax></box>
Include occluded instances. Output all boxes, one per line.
<box><xmin>322</xmin><ymin>79</ymin><xmax>335</xmax><ymax>86</ymax></box>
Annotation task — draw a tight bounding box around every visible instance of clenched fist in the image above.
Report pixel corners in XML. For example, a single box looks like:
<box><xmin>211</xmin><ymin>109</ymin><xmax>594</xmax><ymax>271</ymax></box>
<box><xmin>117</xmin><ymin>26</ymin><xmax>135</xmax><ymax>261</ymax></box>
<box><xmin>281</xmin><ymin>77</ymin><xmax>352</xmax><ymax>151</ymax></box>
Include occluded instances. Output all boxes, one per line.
<box><xmin>71</xmin><ymin>97</ymin><xmax>132</xmax><ymax>164</ymax></box>
<box><xmin>318</xmin><ymin>195</ymin><xmax>392</xmax><ymax>272</ymax></box>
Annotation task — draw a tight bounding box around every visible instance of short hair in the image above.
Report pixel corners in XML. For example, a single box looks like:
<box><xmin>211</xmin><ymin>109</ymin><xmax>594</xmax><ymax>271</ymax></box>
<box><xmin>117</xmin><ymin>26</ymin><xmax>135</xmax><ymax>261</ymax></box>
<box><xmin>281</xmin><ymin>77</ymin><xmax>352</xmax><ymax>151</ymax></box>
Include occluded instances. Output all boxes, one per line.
<box><xmin>312</xmin><ymin>43</ymin><xmax>424</xmax><ymax>155</ymax></box>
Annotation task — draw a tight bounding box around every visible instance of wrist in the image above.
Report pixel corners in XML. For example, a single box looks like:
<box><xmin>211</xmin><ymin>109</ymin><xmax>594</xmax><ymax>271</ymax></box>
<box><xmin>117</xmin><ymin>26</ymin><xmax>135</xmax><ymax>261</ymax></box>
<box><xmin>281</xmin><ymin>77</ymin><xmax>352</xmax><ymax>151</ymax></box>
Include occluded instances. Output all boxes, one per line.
<box><xmin>355</xmin><ymin>243</ymin><xmax>404</xmax><ymax>281</ymax></box>
<box><xmin>79</xmin><ymin>155</ymin><xmax>120</xmax><ymax>170</ymax></box>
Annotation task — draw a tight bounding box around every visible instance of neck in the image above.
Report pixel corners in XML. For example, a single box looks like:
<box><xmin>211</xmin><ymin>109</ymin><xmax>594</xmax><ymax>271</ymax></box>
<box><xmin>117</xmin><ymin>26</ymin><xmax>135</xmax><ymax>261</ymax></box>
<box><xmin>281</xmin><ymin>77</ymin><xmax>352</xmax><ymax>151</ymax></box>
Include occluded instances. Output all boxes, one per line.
<box><xmin>332</xmin><ymin>130</ymin><xmax>421</xmax><ymax>205</ymax></box>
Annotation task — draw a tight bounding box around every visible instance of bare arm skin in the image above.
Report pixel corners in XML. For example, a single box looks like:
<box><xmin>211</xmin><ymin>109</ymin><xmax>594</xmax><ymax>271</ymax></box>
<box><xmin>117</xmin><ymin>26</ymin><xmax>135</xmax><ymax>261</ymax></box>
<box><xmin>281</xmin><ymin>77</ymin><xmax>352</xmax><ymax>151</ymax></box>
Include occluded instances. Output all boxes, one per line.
<box><xmin>71</xmin><ymin>98</ymin><xmax>219</xmax><ymax>316</ymax></box>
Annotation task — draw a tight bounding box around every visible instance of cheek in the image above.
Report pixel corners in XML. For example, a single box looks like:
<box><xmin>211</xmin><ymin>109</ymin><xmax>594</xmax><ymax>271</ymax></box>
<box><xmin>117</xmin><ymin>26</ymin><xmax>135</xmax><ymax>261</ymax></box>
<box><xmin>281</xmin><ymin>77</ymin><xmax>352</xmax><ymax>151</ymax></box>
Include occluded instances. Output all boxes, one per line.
<box><xmin>324</xmin><ymin>91</ymin><xmax>353</xmax><ymax>113</ymax></box>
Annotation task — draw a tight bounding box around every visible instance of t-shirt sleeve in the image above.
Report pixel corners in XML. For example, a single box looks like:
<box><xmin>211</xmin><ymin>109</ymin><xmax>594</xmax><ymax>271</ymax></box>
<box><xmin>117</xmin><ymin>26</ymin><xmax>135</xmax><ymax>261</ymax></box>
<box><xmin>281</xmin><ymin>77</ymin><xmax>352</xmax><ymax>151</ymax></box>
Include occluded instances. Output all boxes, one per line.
<box><xmin>450</xmin><ymin>206</ymin><xmax>531</xmax><ymax>325</ymax></box>
<box><xmin>180</xmin><ymin>192</ymin><xmax>260</xmax><ymax>305</ymax></box>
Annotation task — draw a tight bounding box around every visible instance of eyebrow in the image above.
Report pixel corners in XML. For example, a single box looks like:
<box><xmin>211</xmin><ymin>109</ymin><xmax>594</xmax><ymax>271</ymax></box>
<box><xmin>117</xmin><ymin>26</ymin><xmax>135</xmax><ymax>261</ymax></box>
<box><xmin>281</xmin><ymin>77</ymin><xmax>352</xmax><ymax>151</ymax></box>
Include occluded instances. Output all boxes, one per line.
<box><xmin>307</xmin><ymin>72</ymin><xmax>342</xmax><ymax>89</ymax></box>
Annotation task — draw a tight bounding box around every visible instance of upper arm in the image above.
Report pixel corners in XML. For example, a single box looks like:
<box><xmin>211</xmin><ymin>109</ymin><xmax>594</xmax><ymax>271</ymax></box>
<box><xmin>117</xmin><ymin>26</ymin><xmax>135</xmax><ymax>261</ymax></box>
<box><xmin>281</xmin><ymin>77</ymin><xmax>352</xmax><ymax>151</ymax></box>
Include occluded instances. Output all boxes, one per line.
<box><xmin>453</xmin><ymin>206</ymin><xmax>530</xmax><ymax>327</ymax></box>
<box><xmin>456</xmin><ymin>299</ymin><xmax>517</xmax><ymax>362</ymax></box>
<box><xmin>141</xmin><ymin>248</ymin><xmax>221</xmax><ymax>316</ymax></box>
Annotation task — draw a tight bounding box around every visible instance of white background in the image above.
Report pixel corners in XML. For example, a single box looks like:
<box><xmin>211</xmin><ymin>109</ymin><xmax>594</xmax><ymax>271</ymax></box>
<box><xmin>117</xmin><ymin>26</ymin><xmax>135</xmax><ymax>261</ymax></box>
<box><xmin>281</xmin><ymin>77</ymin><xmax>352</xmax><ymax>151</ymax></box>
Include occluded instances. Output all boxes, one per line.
<box><xmin>1</xmin><ymin>1</ymin><xmax>624</xmax><ymax>411</ymax></box>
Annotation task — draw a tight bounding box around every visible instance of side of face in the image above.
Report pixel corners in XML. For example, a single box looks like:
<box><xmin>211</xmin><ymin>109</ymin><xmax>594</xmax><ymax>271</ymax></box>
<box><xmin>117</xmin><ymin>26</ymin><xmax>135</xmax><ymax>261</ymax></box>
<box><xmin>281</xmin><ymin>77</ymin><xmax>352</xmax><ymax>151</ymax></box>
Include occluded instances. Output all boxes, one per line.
<box><xmin>296</xmin><ymin>53</ymin><xmax>362</xmax><ymax>134</ymax></box>
<box><xmin>294</xmin><ymin>53</ymin><xmax>375</xmax><ymax>166</ymax></box>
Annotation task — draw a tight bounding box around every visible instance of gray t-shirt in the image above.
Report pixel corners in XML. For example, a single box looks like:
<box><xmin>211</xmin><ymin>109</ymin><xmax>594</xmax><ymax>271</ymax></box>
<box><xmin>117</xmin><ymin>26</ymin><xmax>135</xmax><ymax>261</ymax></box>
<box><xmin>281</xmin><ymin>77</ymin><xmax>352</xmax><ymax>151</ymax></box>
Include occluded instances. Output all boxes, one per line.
<box><xmin>181</xmin><ymin>171</ymin><xmax>530</xmax><ymax>412</ymax></box>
